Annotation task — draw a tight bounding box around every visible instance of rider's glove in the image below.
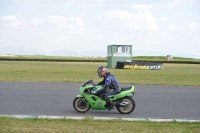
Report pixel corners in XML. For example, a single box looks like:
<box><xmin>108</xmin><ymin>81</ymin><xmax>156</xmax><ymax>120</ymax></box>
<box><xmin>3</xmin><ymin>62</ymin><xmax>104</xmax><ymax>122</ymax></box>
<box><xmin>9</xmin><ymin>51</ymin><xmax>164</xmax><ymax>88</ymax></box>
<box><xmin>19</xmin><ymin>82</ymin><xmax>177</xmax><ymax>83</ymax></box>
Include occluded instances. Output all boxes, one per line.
<box><xmin>91</xmin><ymin>90</ymin><xmax>97</xmax><ymax>95</ymax></box>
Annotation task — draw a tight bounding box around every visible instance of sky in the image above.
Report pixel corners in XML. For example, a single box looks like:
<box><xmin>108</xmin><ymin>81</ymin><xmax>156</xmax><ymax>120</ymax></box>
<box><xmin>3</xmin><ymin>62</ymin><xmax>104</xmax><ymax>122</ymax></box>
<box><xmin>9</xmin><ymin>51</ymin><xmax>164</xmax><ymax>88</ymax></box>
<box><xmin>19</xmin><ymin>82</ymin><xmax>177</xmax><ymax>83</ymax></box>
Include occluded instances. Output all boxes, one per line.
<box><xmin>0</xmin><ymin>0</ymin><xmax>200</xmax><ymax>58</ymax></box>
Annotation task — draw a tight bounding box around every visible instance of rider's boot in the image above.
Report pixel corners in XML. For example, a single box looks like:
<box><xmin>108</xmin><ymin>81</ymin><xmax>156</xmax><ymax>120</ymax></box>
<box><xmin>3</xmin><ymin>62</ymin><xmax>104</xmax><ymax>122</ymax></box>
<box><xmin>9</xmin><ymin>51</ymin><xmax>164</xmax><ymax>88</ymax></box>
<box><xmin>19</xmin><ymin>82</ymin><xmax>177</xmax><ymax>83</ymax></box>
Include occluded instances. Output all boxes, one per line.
<box><xmin>110</xmin><ymin>102</ymin><xmax>116</xmax><ymax>110</ymax></box>
<box><xmin>104</xmin><ymin>96</ymin><xmax>115</xmax><ymax>111</ymax></box>
<box><xmin>115</xmin><ymin>102</ymin><xmax>121</xmax><ymax>106</ymax></box>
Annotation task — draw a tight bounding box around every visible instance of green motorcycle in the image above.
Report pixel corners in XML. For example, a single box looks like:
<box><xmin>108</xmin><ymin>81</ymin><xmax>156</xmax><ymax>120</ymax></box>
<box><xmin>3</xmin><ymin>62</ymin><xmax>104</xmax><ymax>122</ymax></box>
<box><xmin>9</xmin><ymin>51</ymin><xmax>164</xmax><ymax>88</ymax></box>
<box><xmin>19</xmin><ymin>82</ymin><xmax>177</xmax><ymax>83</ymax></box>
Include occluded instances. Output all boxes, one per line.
<box><xmin>73</xmin><ymin>79</ymin><xmax>136</xmax><ymax>114</ymax></box>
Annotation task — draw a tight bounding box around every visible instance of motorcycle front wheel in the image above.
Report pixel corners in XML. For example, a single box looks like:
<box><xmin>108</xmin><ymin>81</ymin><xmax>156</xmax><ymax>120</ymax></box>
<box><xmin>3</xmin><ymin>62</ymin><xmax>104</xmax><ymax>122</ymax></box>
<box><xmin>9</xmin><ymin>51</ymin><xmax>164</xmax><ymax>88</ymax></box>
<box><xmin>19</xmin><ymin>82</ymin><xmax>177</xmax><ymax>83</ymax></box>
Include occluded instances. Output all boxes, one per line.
<box><xmin>116</xmin><ymin>97</ymin><xmax>135</xmax><ymax>114</ymax></box>
<box><xmin>73</xmin><ymin>97</ymin><xmax>91</xmax><ymax>113</ymax></box>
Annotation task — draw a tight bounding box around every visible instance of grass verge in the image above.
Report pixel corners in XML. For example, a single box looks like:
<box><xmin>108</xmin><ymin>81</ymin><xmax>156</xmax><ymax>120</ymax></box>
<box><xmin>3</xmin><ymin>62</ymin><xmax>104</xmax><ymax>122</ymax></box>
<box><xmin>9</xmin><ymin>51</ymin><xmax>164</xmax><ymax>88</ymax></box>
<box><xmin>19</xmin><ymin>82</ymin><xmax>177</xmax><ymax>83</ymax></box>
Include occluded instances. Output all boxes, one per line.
<box><xmin>0</xmin><ymin>117</ymin><xmax>200</xmax><ymax>133</ymax></box>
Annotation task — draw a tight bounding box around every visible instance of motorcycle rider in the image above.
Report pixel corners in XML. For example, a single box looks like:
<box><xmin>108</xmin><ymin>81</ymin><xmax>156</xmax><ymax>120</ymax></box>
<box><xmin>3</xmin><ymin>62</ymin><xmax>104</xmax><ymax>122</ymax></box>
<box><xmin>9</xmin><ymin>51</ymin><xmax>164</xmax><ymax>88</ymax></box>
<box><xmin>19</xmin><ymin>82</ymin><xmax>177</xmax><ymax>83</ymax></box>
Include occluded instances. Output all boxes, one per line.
<box><xmin>91</xmin><ymin>66</ymin><xmax>120</xmax><ymax>110</ymax></box>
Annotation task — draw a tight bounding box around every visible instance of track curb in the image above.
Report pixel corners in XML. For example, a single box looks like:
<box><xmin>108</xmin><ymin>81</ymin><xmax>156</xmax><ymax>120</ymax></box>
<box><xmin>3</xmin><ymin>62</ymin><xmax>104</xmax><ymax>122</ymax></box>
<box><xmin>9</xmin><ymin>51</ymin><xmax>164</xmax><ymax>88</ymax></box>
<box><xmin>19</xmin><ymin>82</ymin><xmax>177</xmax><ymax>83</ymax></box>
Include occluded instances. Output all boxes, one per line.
<box><xmin>0</xmin><ymin>115</ymin><xmax>200</xmax><ymax>122</ymax></box>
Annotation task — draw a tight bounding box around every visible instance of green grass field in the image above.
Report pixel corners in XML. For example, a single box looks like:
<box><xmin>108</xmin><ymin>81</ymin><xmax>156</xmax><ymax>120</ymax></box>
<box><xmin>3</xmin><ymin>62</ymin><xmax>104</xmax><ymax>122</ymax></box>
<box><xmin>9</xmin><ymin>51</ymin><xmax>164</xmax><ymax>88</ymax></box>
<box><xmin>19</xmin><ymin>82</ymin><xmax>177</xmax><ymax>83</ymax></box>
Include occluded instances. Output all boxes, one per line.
<box><xmin>0</xmin><ymin>60</ymin><xmax>200</xmax><ymax>133</ymax></box>
<box><xmin>0</xmin><ymin>61</ymin><xmax>200</xmax><ymax>86</ymax></box>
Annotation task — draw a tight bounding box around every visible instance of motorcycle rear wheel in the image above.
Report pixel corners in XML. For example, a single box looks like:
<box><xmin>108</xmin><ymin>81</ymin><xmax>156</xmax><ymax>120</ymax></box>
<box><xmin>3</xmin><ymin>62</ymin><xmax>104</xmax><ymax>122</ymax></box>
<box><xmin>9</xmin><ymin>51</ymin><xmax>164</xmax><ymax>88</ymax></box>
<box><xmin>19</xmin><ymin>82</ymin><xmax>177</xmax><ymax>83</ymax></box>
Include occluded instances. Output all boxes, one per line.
<box><xmin>73</xmin><ymin>97</ymin><xmax>91</xmax><ymax>113</ymax></box>
<box><xmin>116</xmin><ymin>97</ymin><xmax>135</xmax><ymax>114</ymax></box>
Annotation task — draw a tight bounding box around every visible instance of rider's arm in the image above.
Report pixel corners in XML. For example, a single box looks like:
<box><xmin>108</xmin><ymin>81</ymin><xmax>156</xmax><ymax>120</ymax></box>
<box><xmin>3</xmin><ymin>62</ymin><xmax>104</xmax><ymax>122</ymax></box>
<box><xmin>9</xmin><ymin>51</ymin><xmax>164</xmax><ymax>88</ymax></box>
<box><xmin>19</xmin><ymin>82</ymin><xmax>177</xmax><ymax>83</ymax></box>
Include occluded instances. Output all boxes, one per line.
<box><xmin>96</xmin><ymin>78</ymin><xmax>105</xmax><ymax>85</ymax></box>
<box><xmin>95</xmin><ymin>85</ymin><xmax>109</xmax><ymax>95</ymax></box>
<box><xmin>96</xmin><ymin>75</ymin><xmax>111</xmax><ymax>95</ymax></box>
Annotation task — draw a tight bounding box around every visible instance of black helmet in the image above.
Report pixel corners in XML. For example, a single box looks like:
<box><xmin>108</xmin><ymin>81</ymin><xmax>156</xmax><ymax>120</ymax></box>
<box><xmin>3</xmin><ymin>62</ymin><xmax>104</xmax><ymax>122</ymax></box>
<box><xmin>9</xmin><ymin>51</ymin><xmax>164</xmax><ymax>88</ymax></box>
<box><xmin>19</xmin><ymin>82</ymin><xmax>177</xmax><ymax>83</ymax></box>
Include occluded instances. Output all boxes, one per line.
<box><xmin>97</xmin><ymin>66</ymin><xmax>107</xmax><ymax>78</ymax></box>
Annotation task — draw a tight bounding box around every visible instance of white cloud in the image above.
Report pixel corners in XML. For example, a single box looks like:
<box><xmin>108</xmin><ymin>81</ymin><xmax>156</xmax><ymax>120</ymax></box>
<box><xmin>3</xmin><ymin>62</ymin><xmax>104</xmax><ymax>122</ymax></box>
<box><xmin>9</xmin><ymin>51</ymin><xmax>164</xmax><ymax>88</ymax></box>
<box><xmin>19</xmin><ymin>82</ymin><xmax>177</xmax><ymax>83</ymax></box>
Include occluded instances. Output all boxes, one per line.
<box><xmin>169</xmin><ymin>0</ymin><xmax>195</xmax><ymax>8</ymax></box>
<box><xmin>169</xmin><ymin>25</ymin><xmax>176</xmax><ymax>30</ymax></box>
<box><xmin>160</xmin><ymin>16</ymin><xmax>169</xmax><ymax>22</ymax></box>
<box><xmin>31</xmin><ymin>17</ymin><xmax>42</xmax><ymax>26</ymax></box>
<box><xmin>4</xmin><ymin>0</ymin><xmax>27</xmax><ymax>3</ymax></box>
<box><xmin>1</xmin><ymin>15</ymin><xmax>86</xmax><ymax>32</ymax></box>
<box><xmin>188</xmin><ymin>23</ymin><xmax>199</xmax><ymax>30</ymax></box>
<box><xmin>41</xmin><ymin>16</ymin><xmax>86</xmax><ymax>32</ymax></box>
<box><xmin>179</xmin><ymin>27</ymin><xmax>183</xmax><ymax>30</ymax></box>
<box><xmin>132</xmin><ymin>4</ymin><xmax>153</xmax><ymax>10</ymax></box>
<box><xmin>126</xmin><ymin>22</ymin><xmax>140</xmax><ymax>30</ymax></box>
<box><xmin>31</xmin><ymin>16</ymin><xmax>85</xmax><ymax>27</ymax></box>
<box><xmin>0</xmin><ymin>15</ymin><xmax>87</xmax><ymax>53</ymax></box>
<box><xmin>0</xmin><ymin>15</ymin><xmax>22</xmax><ymax>27</ymax></box>
<box><xmin>100</xmin><ymin>10</ymin><xmax>134</xmax><ymax>20</ymax></box>
<box><xmin>100</xmin><ymin>10</ymin><xmax>157</xmax><ymax>31</ymax></box>
<box><xmin>142</xmin><ymin>11</ymin><xmax>157</xmax><ymax>31</ymax></box>
<box><xmin>46</xmin><ymin>16</ymin><xmax>68</xmax><ymax>25</ymax></box>
<box><xmin>159</xmin><ymin>31</ymin><xmax>169</xmax><ymax>36</ymax></box>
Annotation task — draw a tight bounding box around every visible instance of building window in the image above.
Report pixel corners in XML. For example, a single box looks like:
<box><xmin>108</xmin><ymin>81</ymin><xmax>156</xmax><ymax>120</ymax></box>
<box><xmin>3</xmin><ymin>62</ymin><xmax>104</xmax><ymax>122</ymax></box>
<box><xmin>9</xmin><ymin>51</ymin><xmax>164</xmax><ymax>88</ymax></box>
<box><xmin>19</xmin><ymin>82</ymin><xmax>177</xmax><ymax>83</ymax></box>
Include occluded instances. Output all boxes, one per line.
<box><xmin>108</xmin><ymin>46</ymin><xmax>112</xmax><ymax>53</ymax></box>
<box><xmin>117</xmin><ymin>46</ymin><xmax>129</xmax><ymax>53</ymax></box>
<box><xmin>117</xmin><ymin>46</ymin><xmax>121</xmax><ymax>53</ymax></box>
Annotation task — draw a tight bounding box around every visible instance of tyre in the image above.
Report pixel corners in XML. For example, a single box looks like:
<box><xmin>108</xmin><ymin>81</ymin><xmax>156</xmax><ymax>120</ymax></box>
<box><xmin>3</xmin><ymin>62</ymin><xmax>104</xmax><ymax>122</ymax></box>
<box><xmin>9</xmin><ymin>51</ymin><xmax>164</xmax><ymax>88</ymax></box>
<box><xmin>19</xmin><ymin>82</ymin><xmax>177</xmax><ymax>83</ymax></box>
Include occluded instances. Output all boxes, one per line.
<box><xmin>73</xmin><ymin>97</ymin><xmax>91</xmax><ymax>113</ymax></box>
<box><xmin>116</xmin><ymin>97</ymin><xmax>136</xmax><ymax>114</ymax></box>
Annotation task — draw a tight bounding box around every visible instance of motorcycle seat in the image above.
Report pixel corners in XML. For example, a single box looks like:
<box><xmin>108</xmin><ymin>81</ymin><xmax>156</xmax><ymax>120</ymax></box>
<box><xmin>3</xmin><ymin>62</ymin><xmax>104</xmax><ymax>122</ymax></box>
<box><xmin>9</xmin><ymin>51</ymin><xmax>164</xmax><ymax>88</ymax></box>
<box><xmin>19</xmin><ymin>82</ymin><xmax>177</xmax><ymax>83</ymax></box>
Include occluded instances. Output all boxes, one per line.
<box><xmin>121</xmin><ymin>86</ymin><xmax>132</xmax><ymax>91</ymax></box>
<box><xmin>106</xmin><ymin>88</ymin><xmax>121</xmax><ymax>96</ymax></box>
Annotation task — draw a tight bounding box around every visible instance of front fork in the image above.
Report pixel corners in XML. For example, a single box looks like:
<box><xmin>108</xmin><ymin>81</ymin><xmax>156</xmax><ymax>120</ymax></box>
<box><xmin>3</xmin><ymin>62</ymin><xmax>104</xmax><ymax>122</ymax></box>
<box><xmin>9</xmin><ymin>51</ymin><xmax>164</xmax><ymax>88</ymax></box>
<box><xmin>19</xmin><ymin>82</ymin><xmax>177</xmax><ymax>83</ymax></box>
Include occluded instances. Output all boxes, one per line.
<box><xmin>76</xmin><ymin>94</ymin><xmax>86</xmax><ymax>106</ymax></box>
<box><xmin>78</xmin><ymin>97</ymin><xmax>85</xmax><ymax>105</ymax></box>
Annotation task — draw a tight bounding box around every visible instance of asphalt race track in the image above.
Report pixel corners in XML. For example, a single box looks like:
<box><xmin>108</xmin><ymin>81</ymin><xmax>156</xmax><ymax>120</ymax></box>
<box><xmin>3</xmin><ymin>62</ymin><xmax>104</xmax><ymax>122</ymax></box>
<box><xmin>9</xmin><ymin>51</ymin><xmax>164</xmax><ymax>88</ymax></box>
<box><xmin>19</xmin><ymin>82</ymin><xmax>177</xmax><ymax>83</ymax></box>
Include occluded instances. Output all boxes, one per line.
<box><xmin>0</xmin><ymin>82</ymin><xmax>200</xmax><ymax>120</ymax></box>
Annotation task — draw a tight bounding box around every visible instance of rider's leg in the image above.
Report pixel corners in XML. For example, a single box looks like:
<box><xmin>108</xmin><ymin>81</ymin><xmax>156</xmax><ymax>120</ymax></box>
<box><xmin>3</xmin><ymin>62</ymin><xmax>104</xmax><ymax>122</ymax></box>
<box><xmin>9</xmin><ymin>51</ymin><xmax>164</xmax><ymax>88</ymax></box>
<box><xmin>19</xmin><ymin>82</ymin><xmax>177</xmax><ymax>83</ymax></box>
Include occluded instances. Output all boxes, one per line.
<box><xmin>102</xmin><ymin>95</ymin><xmax>116</xmax><ymax>110</ymax></box>
<box><xmin>96</xmin><ymin>91</ymin><xmax>115</xmax><ymax>110</ymax></box>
